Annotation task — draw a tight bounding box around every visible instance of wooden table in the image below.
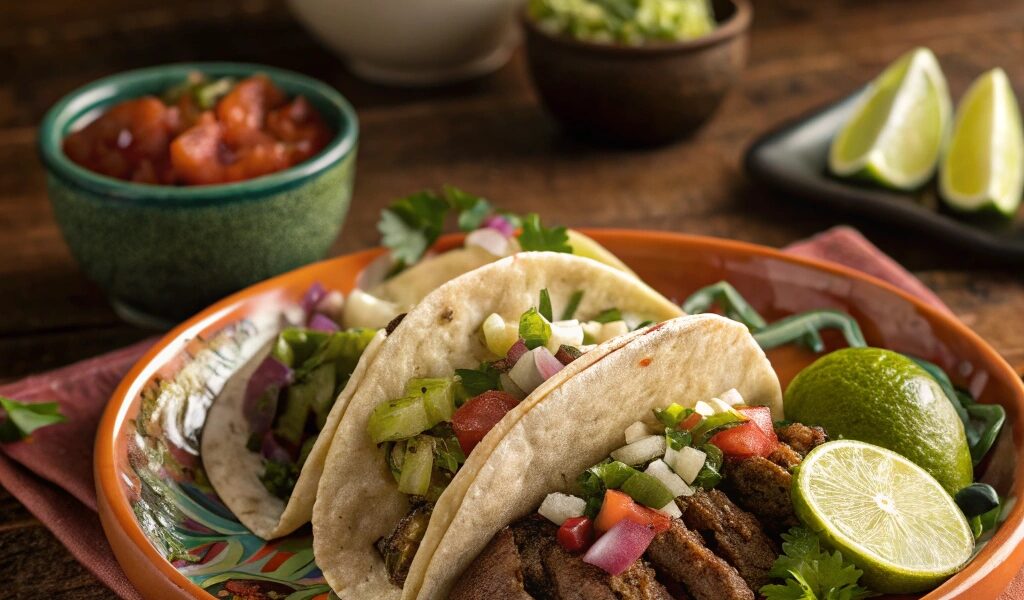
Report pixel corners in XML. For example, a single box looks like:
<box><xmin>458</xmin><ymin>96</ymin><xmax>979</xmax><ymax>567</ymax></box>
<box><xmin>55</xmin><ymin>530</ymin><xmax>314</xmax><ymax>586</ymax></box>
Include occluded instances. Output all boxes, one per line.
<box><xmin>3</xmin><ymin>0</ymin><xmax>1023</xmax><ymax>596</ymax></box>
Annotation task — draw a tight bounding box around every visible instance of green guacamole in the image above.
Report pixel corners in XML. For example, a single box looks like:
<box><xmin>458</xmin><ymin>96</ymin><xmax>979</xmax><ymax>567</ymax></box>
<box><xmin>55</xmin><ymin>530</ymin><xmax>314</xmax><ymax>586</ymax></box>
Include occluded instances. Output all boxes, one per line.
<box><xmin>527</xmin><ymin>0</ymin><xmax>716</xmax><ymax>45</ymax></box>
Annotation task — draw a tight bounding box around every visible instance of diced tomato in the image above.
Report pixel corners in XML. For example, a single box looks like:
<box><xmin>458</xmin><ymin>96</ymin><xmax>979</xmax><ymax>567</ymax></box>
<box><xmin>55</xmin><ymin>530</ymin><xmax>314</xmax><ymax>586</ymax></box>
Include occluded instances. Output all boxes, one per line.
<box><xmin>735</xmin><ymin>406</ymin><xmax>778</xmax><ymax>444</ymax></box>
<box><xmin>678</xmin><ymin>412</ymin><xmax>703</xmax><ymax>431</ymax></box>
<box><xmin>709</xmin><ymin>422</ymin><xmax>776</xmax><ymax>459</ymax></box>
<box><xmin>451</xmin><ymin>390</ymin><xmax>520</xmax><ymax>455</ymax></box>
<box><xmin>557</xmin><ymin>516</ymin><xmax>594</xmax><ymax>553</ymax></box>
<box><xmin>169</xmin><ymin>115</ymin><xmax>229</xmax><ymax>185</ymax></box>
<box><xmin>595</xmin><ymin>489</ymin><xmax>671</xmax><ymax>534</ymax></box>
<box><xmin>216</xmin><ymin>75</ymin><xmax>287</xmax><ymax>147</ymax></box>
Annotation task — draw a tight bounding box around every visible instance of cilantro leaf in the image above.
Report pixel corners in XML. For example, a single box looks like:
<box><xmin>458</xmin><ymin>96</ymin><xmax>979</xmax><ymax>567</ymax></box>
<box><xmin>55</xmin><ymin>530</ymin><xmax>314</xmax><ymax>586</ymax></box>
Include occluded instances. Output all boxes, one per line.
<box><xmin>538</xmin><ymin>288</ymin><xmax>553</xmax><ymax>322</ymax></box>
<box><xmin>761</xmin><ymin>527</ymin><xmax>875</xmax><ymax>600</ymax></box>
<box><xmin>0</xmin><ymin>396</ymin><xmax>67</xmax><ymax>442</ymax></box>
<box><xmin>561</xmin><ymin>290</ymin><xmax>584</xmax><ymax>320</ymax></box>
<box><xmin>455</xmin><ymin>364</ymin><xmax>501</xmax><ymax>398</ymax></box>
<box><xmin>593</xmin><ymin>308</ymin><xmax>623</xmax><ymax>324</ymax></box>
<box><xmin>518</xmin><ymin>213</ymin><xmax>571</xmax><ymax>253</ymax></box>
<box><xmin>443</xmin><ymin>186</ymin><xmax>493</xmax><ymax>231</ymax></box>
<box><xmin>378</xmin><ymin>191</ymin><xmax>450</xmax><ymax>265</ymax></box>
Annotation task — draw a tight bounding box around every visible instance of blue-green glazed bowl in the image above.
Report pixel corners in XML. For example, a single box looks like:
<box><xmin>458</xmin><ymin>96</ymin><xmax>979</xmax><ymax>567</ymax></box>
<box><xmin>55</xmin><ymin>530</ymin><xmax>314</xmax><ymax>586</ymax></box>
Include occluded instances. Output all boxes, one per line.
<box><xmin>39</xmin><ymin>63</ymin><xmax>358</xmax><ymax>324</ymax></box>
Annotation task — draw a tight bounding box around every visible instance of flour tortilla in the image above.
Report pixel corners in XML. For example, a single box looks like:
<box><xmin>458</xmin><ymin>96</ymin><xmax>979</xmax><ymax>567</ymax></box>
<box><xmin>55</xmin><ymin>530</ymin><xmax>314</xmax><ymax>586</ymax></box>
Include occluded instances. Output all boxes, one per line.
<box><xmin>202</xmin><ymin>328</ymin><xmax>387</xmax><ymax>539</ymax></box>
<box><xmin>412</xmin><ymin>314</ymin><xmax>782</xmax><ymax>599</ymax></box>
<box><xmin>312</xmin><ymin>252</ymin><xmax>684</xmax><ymax>599</ymax></box>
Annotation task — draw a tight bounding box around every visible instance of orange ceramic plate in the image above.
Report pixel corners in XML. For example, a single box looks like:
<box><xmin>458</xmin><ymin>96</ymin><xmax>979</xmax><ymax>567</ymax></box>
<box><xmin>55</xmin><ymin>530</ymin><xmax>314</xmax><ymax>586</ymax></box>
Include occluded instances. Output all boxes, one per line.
<box><xmin>95</xmin><ymin>230</ymin><xmax>1024</xmax><ymax>599</ymax></box>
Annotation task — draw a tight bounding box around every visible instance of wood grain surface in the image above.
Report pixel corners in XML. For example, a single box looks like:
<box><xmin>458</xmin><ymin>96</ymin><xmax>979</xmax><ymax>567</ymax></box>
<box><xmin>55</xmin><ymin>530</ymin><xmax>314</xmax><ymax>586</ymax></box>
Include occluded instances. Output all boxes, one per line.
<box><xmin>2</xmin><ymin>0</ymin><xmax>1023</xmax><ymax>597</ymax></box>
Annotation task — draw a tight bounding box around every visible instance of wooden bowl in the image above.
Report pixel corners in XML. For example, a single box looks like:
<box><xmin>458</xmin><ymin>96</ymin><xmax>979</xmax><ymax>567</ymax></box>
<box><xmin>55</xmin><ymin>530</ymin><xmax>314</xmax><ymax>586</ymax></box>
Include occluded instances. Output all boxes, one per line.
<box><xmin>95</xmin><ymin>231</ymin><xmax>1024</xmax><ymax>599</ymax></box>
<box><xmin>523</xmin><ymin>0</ymin><xmax>751</xmax><ymax>146</ymax></box>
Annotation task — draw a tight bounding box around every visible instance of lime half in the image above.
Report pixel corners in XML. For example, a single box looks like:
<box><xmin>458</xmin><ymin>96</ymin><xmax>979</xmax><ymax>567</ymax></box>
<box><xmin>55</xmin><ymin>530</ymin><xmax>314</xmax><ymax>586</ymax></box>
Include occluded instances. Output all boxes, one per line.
<box><xmin>793</xmin><ymin>440</ymin><xmax>974</xmax><ymax>594</ymax></box>
<box><xmin>940</xmin><ymin>68</ymin><xmax>1024</xmax><ymax>218</ymax></box>
<box><xmin>829</xmin><ymin>47</ymin><xmax>952</xmax><ymax>190</ymax></box>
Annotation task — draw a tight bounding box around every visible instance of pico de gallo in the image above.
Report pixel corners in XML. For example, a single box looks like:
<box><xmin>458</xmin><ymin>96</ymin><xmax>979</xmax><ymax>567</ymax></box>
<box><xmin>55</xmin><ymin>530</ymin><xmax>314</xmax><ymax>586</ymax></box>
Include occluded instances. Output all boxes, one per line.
<box><xmin>62</xmin><ymin>73</ymin><xmax>334</xmax><ymax>185</ymax></box>
<box><xmin>244</xmin><ymin>283</ymin><xmax>376</xmax><ymax>499</ymax></box>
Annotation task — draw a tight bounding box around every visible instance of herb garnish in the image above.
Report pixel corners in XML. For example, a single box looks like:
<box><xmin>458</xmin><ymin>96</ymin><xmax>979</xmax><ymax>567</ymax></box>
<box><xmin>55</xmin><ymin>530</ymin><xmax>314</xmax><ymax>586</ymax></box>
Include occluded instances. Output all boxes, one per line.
<box><xmin>0</xmin><ymin>396</ymin><xmax>67</xmax><ymax>442</ymax></box>
<box><xmin>519</xmin><ymin>307</ymin><xmax>552</xmax><ymax>350</ymax></box>
<box><xmin>518</xmin><ymin>213</ymin><xmax>572</xmax><ymax>253</ymax></box>
<box><xmin>592</xmin><ymin>308</ymin><xmax>623</xmax><ymax>324</ymax></box>
<box><xmin>760</xmin><ymin>527</ymin><xmax>874</xmax><ymax>600</ymax></box>
<box><xmin>455</xmin><ymin>364</ymin><xmax>502</xmax><ymax>398</ymax></box>
<box><xmin>538</xmin><ymin>288</ymin><xmax>553</xmax><ymax>322</ymax></box>
<box><xmin>561</xmin><ymin>290</ymin><xmax>584</xmax><ymax>320</ymax></box>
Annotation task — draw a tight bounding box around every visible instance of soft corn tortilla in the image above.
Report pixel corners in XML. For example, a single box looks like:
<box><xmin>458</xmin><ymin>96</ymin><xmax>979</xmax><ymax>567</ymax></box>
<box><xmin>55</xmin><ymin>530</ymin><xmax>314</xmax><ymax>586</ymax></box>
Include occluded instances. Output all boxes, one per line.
<box><xmin>412</xmin><ymin>314</ymin><xmax>782</xmax><ymax>599</ymax></box>
<box><xmin>202</xmin><ymin>329</ymin><xmax>387</xmax><ymax>539</ymax></box>
<box><xmin>312</xmin><ymin>252</ymin><xmax>684</xmax><ymax>599</ymax></box>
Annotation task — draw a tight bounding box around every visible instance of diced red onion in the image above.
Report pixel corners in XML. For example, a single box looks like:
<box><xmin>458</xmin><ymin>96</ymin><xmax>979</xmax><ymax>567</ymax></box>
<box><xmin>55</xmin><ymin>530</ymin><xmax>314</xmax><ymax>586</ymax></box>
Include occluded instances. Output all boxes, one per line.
<box><xmin>243</xmin><ymin>356</ymin><xmax>292</xmax><ymax>436</ymax></box>
<box><xmin>260</xmin><ymin>430</ymin><xmax>293</xmax><ymax>463</ymax></box>
<box><xmin>483</xmin><ymin>214</ymin><xmax>515</xmax><ymax>237</ymax></box>
<box><xmin>466</xmin><ymin>227</ymin><xmax>510</xmax><ymax>257</ymax></box>
<box><xmin>300</xmin><ymin>282</ymin><xmax>327</xmax><ymax>315</ymax></box>
<box><xmin>583</xmin><ymin>519</ymin><xmax>657</xmax><ymax>576</ymax></box>
<box><xmin>308</xmin><ymin>312</ymin><xmax>340</xmax><ymax>333</ymax></box>
<box><xmin>533</xmin><ymin>346</ymin><xmax>564</xmax><ymax>380</ymax></box>
<box><xmin>315</xmin><ymin>290</ymin><xmax>345</xmax><ymax>321</ymax></box>
<box><xmin>506</xmin><ymin>339</ymin><xmax>529</xmax><ymax>364</ymax></box>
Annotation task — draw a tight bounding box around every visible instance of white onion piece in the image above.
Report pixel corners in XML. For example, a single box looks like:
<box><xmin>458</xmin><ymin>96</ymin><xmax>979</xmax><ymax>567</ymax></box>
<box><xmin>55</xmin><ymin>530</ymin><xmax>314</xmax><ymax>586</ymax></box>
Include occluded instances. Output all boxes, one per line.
<box><xmin>583</xmin><ymin>519</ymin><xmax>656</xmax><ymax>576</ymax></box>
<box><xmin>509</xmin><ymin>350</ymin><xmax>546</xmax><ymax>395</ymax></box>
<box><xmin>624</xmin><ymin>421</ymin><xmax>650</xmax><ymax>445</ymax></box>
<box><xmin>482</xmin><ymin>313</ymin><xmax>519</xmax><ymax>356</ymax></box>
<box><xmin>694</xmin><ymin>400</ymin><xmax>715</xmax><ymax>417</ymax></box>
<box><xmin>667</xmin><ymin>446</ymin><xmax>706</xmax><ymax>485</ymax></box>
<box><xmin>356</xmin><ymin>251</ymin><xmax>398</xmax><ymax>290</ymax></box>
<box><xmin>597</xmin><ymin>320</ymin><xmax>629</xmax><ymax>343</ymax></box>
<box><xmin>546</xmin><ymin>319</ymin><xmax>584</xmax><ymax>353</ymax></box>
<box><xmin>610</xmin><ymin>435</ymin><xmax>665</xmax><ymax>466</ymax></box>
<box><xmin>581</xmin><ymin>320</ymin><xmax>603</xmax><ymax>341</ymax></box>
<box><xmin>658</xmin><ymin>500</ymin><xmax>683</xmax><ymax>518</ymax></box>
<box><xmin>538</xmin><ymin>493</ymin><xmax>586</xmax><ymax>526</ymax></box>
<box><xmin>341</xmin><ymin>289</ymin><xmax>400</xmax><ymax>329</ymax></box>
<box><xmin>466</xmin><ymin>228</ymin><xmax>511</xmax><ymax>257</ymax></box>
<box><xmin>707</xmin><ymin>397</ymin><xmax>735</xmax><ymax>414</ymax></box>
<box><xmin>315</xmin><ymin>290</ymin><xmax>345</xmax><ymax>321</ymax></box>
<box><xmin>499</xmin><ymin>373</ymin><xmax>526</xmax><ymax>400</ymax></box>
<box><xmin>533</xmin><ymin>346</ymin><xmax>564</xmax><ymax>381</ymax></box>
<box><xmin>645</xmin><ymin>459</ymin><xmax>691</xmax><ymax>498</ymax></box>
<box><xmin>719</xmin><ymin>388</ymin><xmax>744</xmax><ymax>406</ymax></box>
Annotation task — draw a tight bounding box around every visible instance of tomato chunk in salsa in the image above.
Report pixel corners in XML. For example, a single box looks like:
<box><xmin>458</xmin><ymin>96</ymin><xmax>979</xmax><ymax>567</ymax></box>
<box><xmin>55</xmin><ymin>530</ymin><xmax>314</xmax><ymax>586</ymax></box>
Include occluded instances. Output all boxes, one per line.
<box><xmin>62</xmin><ymin>74</ymin><xmax>333</xmax><ymax>186</ymax></box>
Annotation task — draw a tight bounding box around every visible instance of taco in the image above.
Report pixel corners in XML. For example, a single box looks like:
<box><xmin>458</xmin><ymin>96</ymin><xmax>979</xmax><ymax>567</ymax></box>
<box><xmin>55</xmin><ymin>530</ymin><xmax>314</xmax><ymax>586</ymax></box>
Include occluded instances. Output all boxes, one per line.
<box><xmin>410</xmin><ymin>314</ymin><xmax>788</xmax><ymax>600</ymax></box>
<box><xmin>312</xmin><ymin>252</ymin><xmax>684</xmax><ymax>598</ymax></box>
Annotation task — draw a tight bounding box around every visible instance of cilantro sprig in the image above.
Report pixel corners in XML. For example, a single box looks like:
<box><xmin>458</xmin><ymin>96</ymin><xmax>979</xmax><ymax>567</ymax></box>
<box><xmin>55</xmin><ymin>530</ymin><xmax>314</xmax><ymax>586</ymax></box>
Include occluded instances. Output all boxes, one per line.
<box><xmin>377</xmin><ymin>187</ymin><xmax>575</xmax><ymax>268</ymax></box>
<box><xmin>761</xmin><ymin>527</ymin><xmax>875</xmax><ymax>600</ymax></box>
<box><xmin>0</xmin><ymin>396</ymin><xmax>68</xmax><ymax>442</ymax></box>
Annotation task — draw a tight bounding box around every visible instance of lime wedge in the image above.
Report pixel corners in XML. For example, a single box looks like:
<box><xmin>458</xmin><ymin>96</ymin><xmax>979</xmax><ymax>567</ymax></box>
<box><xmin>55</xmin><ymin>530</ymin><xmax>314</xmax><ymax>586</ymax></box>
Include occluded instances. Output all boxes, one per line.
<box><xmin>793</xmin><ymin>440</ymin><xmax>974</xmax><ymax>594</ymax></box>
<box><xmin>566</xmin><ymin>229</ymin><xmax>635</xmax><ymax>275</ymax></box>
<box><xmin>829</xmin><ymin>48</ymin><xmax>952</xmax><ymax>190</ymax></box>
<box><xmin>939</xmin><ymin>68</ymin><xmax>1024</xmax><ymax>218</ymax></box>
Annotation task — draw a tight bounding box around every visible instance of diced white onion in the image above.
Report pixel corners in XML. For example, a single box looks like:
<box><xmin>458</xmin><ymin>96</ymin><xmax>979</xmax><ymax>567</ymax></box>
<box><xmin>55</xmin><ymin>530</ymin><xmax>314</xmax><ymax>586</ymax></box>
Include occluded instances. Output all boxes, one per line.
<box><xmin>466</xmin><ymin>228</ymin><xmax>512</xmax><ymax>257</ymax></box>
<box><xmin>667</xmin><ymin>446</ymin><xmax>706</xmax><ymax>485</ymax></box>
<box><xmin>645</xmin><ymin>459</ymin><xmax>692</xmax><ymax>498</ymax></box>
<box><xmin>694</xmin><ymin>400</ymin><xmax>715</xmax><ymax>417</ymax></box>
<box><xmin>610</xmin><ymin>435</ymin><xmax>665</xmax><ymax>466</ymax></box>
<box><xmin>719</xmin><ymin>388</ymin><xmax>744</xmax><ymax>406</ymax></box>
<box><xmin>315</xmin><ymin>290</ymin><xmax>345</xmax><ymax>321</ymax></box>
<box><xmin>546</xmin><ymin>319</ymin><xmax>584</xmax><ymax>353</ymax></box>
<box><xmin>509</xmin><ymin>349</ymin><xmax>546</xmax><ymax>395</ymax></box>
<box><xmin>582</xmin><ymin>320</ymin><xmax>603</xmax><ymax>341</ymax></box>
<box><xmin>624</xmin><ymin>421</ymin><xmax>650</xmax><ymax>445</ymax></box>
<box><xmin>482</xmin><ymin>313</ymin><xmax>519</xmax><ymax>356</ymax></box>
<box><xmin>539</xmin><ymin>492</ymin><xmax>586</xmax><ymax>525</ymax></box>
<box><xmin>707</xmin><ymin>397</ymin><xmax>735</xmax><ymax>414</ymax></box>
<box><xmin>658</xmin><ymin>500</ymin><xmax>682</xmax><ymax>518</ymax></box>
<box><xmin>499</xmin><ymin>373</ymin><xmax>526</xmax><ymax>400</ymax></box>
<box><xmin>597</xmin><ymin>320</ymin><xmax>630</xmax><ymax>343</ymax></box>
<box><xmin>341</xmin><ymin>289</ymin><xmax>400</xmax><ymax>329</ymax></box>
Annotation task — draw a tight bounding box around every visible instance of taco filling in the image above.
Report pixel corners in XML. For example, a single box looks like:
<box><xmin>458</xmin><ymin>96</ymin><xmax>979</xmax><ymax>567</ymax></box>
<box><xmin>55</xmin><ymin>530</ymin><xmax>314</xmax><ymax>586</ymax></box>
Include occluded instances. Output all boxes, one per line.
<box><xmin>369</xmin><ymin>289</ymin><xmax>651</xmax><ymax>585</ymax></box>
<box><xmin>451</xmin><ymin>393</ymin><xmax>829</xmax><ymax>600</ymax></box>
<box><xmin>244</xmin><ymin>283</ymin><xmax>377</xmax><ymax>500</ymax></box>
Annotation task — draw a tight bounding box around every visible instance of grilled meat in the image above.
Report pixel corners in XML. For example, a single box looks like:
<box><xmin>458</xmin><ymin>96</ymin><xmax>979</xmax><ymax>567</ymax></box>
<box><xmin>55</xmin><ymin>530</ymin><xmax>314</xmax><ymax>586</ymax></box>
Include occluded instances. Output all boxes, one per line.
<box><xmin>646</xmin><ymin>519</ymin><xmax>755</xmax><ymax>600</ymax></box>
<box><xmin>767</xmin><ymin>442</ymin><xmax>801</xmax><ymax>470</ymax></box>
<box><xmin>775</xmin><ymin>423</ymin><xmax>827</xmax><ymax>457</ymax></box>
<box><xmin>678</xmin><ymin>490</ymin><xmax>777</xmax><ymax>590</ymax></box>
<box><xmin>377</xmin><ymin>503</ymin><xmax>432</xmax><ymax>587</ymax></box>
<box><xmin>449</xmin><ymin>526</ymin><xmax>533</xmax><ymax>600</ymax></box>
<box><xmin>722</xmin><ymin>456</ymin><xmax>798</xmax><ymax>533</ymax></box>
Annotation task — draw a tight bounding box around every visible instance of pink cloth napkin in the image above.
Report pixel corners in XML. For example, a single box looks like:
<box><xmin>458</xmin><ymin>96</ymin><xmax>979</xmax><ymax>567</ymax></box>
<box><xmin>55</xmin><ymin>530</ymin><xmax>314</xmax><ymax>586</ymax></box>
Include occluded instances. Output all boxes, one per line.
<box><xmin>0</xmin><ymin>226</ymin><xmax>1014</xmax><ymax>599</ymax></box>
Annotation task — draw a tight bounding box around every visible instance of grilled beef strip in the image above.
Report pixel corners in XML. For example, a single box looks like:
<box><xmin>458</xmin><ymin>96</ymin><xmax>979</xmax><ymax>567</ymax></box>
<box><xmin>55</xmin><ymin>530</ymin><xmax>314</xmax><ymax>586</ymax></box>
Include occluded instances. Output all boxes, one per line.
<box><xmin>677</xmin><ymin>490</ymin><xmax>777</xmax><ymax>591</ymax></box>
<box><xmin>646</xmin><ymin>519</ymin><xmax>755</xmax><ymax>600</ymax></box>
<box><xmin>377</xmin><ymin>502</ymin><xmax>433</xmax><ymax>587</ymax></box>
<box><xmin>775</xmin><ymin>423</ymin><xmax>828</xmax><ymax>457</ymax></box>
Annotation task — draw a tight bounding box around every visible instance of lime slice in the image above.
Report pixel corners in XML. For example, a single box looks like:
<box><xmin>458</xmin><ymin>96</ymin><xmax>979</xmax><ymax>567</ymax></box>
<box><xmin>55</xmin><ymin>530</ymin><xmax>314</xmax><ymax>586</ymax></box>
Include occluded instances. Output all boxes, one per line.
<box><xmin>829</xmin><ymin>47</ymin><xmax>952</xmax><ymax>190</ymax></box>
<box><xmin>793</xmin><ymin>440</ymin><xmax>974</xmax><ymax>594</ymax></box>
<box><xmin>939</xmin><ymin>68</ymin><xmax>1024</xmax><ymax>218</ymax></box>
<box><xmin>566</xmin><ymin>229</ymin><xmax>636</xmax><ymax>275</ymax></box>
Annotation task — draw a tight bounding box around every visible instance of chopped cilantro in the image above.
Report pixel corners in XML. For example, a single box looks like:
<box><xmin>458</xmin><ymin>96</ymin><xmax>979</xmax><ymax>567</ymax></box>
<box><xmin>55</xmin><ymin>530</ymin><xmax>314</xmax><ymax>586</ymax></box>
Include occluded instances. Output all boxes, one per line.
<box><xmin>538</xmin><ymin>288</ymin><xmax>553</xmax><ymax>322</ymax></box>
<box><xmin>761</xmin><ymin>527</ymin><xmax>874</xmax><ymax>600</ymax></box>
<box><xmin>0</xmin><ymin>396</ymin><xmax>67</xmax><ymax>442</ymax></box>
<box><xmin>378</xmin><ymin>191</ymin><xmax>450</xmax><ymax>265</ymax></box>
<box><xmin>455</xmin><ymin>364</ymin><xmax>502</xmax><ymax>398</ymax></box>
<box><xmin>561</xmin><ymin>290</ymin><xmax>584</xmax><ymax>320</ymax></box>
<box><xmin>665</xmin><ymin>429</ymin><xmax>692</xmax><ymax>450</ymax></box>
<box><xmin>593</xmin><ymin>308</ymin><xmax>623</xmax><ymax>324</ymax></box>
<box><xmin>519</xmin><ymin>307</ymin><xmax>552</xmax><ymax>350</ymax></box>
<box><xmin>259</xmin><ymin>460</ymin><xmax>299</xmax><ymax>500</ymax></box>
<box><xmin>691</xmin><ymin>443</ymin><xmax>723</xmax><ymax>489</ymax></box>
<box><xmin>517</xmin><ymin>213</ymin><xmax>572</xmax><ymax>253</ymax></box>
<box><xmin>443</xmin><ymin>186</ymin><xmax>493</xmax><ymax>231</ymax></box>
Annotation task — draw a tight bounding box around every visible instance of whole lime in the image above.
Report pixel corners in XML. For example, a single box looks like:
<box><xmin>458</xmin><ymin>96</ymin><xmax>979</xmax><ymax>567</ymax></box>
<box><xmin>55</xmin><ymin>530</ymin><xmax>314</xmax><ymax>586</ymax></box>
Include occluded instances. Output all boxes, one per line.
<box><xmin>784</xmin><ymin>347</ymin><xmax>972</xmax><ymax>495</ymax></box>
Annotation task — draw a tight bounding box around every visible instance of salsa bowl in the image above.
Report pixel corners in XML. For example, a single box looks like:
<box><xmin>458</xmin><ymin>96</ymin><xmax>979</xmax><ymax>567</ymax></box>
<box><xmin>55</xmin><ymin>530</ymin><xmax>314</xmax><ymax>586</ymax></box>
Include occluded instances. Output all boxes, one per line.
<box><xmin>94</xmin><ymin>230</ymin><xmax>1024</xmax><ymax>599</ymax></box>
<box><xmin>38</xmin><ymin>63</ymin><xmax>359</xmax><ymax>324</ymax></box>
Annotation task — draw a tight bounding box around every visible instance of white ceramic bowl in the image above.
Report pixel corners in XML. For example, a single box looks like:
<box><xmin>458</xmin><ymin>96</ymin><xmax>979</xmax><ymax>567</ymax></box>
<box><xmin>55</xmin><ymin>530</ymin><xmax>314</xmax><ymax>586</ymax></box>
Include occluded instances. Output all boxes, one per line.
<box><xmin>287</xmin><ymin>0</ymin><xmax>523</xmax><ymax>86</ymax></box>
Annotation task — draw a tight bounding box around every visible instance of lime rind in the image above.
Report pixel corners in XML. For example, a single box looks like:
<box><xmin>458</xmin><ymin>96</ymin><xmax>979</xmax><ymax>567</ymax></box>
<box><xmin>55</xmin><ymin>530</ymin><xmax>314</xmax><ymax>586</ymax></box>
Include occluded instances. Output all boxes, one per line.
<box><xmin>829</xmin><ymin>47</ymin><xmax>952</xmax><ymax>190</ymax></box>
<box><xmin>793</xmin><ymin>440</ymin><xmax>974</xmax><ymax>594</ymax></box>
<box><xmin>940</xmin><ymin>68</ymin><xmax>1024</xmax><ymax>218</ymax></box>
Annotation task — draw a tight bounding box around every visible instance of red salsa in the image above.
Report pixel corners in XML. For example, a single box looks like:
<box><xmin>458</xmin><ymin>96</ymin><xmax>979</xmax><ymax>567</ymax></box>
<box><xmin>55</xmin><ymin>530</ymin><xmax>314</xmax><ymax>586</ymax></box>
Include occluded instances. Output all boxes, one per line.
<box><xmin>63</xmin><ymin>74</ymin><xmax>334</xmax><ymax>185</ymax></box>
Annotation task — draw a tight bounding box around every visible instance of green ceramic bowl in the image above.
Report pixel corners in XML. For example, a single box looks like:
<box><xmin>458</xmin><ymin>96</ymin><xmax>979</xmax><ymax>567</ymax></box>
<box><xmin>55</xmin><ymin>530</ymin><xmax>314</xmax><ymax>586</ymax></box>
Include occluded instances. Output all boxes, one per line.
<box><xmin>38</xmin><ymin>63</ymin><xmax>358</xmax><ymax>324</ymax></box>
